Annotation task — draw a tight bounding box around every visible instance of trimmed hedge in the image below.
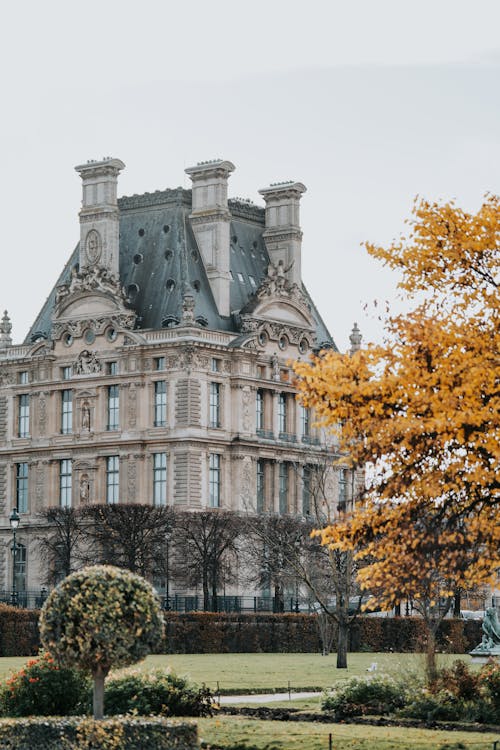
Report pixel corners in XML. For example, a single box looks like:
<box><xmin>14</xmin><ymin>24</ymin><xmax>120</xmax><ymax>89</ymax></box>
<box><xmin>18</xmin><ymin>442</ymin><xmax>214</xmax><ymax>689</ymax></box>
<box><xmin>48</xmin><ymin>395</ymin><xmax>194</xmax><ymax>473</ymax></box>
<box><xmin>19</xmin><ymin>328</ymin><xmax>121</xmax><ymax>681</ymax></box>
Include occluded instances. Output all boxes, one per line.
<box><xmin>0</xmin><ymin>605</ymin><xmax>39</xmax><ymax>657</ymax></box>
<box><xmin>0</xmin><ymin>716</ymin><xmax>198</xmax><ymax>749</ymax></box>
<box><xmin>0</xmin><ymin>605</ymin><xmax>483</xmax><ymax>656</ymax></box>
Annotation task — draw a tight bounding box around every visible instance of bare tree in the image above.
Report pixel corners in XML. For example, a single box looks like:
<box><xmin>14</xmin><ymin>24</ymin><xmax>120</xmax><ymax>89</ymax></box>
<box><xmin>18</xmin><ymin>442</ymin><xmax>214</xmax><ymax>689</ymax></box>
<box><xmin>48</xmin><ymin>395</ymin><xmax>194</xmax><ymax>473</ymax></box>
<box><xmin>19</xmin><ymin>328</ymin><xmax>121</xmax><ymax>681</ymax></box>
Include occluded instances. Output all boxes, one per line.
<box><xmin>171</xmin><ymin>510</ymin><xmax>242</xmax><ymax>611</ymax></box>
<box><xmin>36</xmin><ymin>507</ymin><xmax>87</xmax><ymax>585</ymax></box>
<box><xmin>82</xmin><ymin>504</ymin><xmax>175</xmax><ymax>579</ymax></box>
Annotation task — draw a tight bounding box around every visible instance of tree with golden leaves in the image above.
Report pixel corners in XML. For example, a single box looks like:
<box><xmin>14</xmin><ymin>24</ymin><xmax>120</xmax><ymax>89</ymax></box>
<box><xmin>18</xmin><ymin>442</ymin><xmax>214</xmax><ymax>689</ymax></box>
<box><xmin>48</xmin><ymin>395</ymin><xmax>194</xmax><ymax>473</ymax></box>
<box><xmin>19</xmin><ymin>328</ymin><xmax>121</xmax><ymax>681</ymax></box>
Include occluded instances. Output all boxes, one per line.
<box><xmin>294</xmin><ymin>195</ymin><xmax>500</xmax><ymax>680</ymax></box>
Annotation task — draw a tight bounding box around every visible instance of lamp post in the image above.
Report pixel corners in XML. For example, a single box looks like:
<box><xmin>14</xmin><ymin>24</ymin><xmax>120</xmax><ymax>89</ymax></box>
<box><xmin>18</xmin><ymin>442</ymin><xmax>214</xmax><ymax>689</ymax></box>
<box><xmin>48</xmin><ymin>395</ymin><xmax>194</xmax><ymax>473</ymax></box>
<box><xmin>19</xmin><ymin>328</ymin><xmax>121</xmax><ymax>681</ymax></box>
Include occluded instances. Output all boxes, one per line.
<box><xmin>9</xmin><ymin>508</ymin><xmax>20</xmax><ymax>607</ymax></box>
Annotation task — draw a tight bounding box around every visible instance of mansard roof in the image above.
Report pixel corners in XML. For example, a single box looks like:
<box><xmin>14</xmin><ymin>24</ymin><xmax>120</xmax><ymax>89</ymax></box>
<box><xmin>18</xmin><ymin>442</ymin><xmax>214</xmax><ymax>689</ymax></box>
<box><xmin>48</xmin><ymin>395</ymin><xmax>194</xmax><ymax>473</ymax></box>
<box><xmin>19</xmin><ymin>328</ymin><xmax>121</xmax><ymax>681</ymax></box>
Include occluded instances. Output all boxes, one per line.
<box><xmin>26</xmin><ymin>187</ymin><xmax>334</xmax><ymax>348</ymax></box>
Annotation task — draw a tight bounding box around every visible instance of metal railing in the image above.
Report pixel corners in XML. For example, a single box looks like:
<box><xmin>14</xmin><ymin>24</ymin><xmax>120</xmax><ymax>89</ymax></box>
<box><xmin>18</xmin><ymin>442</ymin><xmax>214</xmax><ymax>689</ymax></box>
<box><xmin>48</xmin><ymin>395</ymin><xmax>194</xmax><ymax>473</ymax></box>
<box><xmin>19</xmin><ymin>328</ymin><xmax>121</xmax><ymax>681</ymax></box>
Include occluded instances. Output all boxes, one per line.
<box><xmin>161</xmin><ymin>594</ymin><xmax>313</xmax><ymax>614</ymax></box>
<box><xmin>0</xmin><ymin>590</ymin><xmax>49</xmax><ymax>609</ymax></box>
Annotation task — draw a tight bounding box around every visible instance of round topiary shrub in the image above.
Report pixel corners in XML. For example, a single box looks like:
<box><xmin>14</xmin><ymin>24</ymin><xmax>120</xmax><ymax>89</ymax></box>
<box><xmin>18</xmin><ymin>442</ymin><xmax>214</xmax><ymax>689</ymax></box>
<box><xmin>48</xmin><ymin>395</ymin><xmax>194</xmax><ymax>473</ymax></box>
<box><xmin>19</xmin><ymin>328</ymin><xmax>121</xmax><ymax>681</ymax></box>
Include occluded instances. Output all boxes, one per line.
<box><xmin>0</xmin><ymin>650</ymin><xmax>89</xmax><ymax>717</ymax></box>
<box><xmin>39</xmin><ymin>565</ymin><xmax>164</xmax><ymax>719</ymax></box>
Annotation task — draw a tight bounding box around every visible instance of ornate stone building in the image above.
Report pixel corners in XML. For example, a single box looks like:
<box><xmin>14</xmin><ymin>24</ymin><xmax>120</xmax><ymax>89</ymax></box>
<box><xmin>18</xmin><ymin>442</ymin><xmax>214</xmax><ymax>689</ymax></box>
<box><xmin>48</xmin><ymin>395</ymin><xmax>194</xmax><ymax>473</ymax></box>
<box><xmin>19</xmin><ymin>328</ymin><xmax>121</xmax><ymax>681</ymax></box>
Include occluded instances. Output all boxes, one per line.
<box><xmin>0</xmin><ymin>157</ymin><xmax>361</xmax><ymax>595</ymax></box>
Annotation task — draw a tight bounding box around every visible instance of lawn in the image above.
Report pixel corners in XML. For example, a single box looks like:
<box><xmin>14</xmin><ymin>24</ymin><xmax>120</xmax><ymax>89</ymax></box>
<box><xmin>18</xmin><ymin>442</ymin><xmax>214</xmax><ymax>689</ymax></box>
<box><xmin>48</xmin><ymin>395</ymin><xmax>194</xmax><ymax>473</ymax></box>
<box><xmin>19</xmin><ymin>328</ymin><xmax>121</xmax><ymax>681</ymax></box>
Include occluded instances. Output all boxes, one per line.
<box><xmin>197</xmin><ymin>716</ymin><xmax>500</xmax><ymax>749</ymax></box>
<box><xmin>136</xmin><ymin>652</ymin><xmax>471</xmax><ymax>693</ymax></box>
<box><xmin>0</xmin><ymin>652</ymin><xmax>474</xmax><ymax>693</ymax></box>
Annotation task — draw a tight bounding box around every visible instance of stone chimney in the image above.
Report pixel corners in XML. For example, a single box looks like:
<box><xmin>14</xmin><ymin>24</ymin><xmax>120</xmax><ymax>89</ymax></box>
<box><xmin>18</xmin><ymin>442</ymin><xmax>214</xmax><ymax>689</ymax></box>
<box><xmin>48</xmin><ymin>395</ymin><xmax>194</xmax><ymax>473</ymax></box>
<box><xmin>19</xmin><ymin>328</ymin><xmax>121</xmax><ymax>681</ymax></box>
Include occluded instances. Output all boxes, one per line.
<box><xmin>185</xmin><ymin>159</ymin><xmax>235</xmax><ymax>318</ymax></box>
<box><xmin>0</xmin><ymin>311</ymin><xmax>12</xmax><ymax>346</ymax></box>
<box><xmin>74</xmin><ymin>157</ymin><xmax>125</xmax><ymax>276</ymax></box>
<box><xmin>258</xmin><ymin>181</ymin><xmax>306</xmax><ymax>287</ymax></box>
<box><xmin>349</xmin><ymin>322</ymin><xmax>362</xmax><ymax>355</ymax></box>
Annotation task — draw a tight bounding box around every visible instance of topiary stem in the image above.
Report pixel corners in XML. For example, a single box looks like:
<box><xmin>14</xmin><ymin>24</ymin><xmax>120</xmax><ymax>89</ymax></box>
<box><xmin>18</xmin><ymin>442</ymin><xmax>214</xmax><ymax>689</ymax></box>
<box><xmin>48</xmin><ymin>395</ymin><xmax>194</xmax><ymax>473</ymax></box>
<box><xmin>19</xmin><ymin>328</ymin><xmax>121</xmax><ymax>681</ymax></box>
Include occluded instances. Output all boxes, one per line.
<box><xmin>93</xmin><ymin>665</ymin><xmax>106</xmax><ymax>719</ymax></box>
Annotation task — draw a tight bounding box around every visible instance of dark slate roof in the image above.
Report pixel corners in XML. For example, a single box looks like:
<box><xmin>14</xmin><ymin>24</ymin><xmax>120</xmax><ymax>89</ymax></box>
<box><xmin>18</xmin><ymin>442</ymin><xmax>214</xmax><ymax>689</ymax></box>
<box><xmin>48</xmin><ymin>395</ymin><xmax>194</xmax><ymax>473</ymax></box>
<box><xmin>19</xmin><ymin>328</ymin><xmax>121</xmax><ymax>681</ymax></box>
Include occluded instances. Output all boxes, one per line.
<box><xmin>25</xmin><ymin>189</ymin><xmax>334</xmax><ymax>347</ymax></box>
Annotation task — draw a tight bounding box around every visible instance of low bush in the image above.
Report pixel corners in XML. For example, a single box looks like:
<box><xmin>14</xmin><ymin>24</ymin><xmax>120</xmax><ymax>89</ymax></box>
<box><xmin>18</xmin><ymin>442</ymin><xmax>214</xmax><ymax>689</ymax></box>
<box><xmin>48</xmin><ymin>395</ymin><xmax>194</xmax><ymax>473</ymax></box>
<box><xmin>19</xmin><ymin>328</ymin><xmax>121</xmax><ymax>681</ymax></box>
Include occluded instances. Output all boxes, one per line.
<box><xmin>0</xmin><ymin>716</ymin><xmax>197</xmax><ymax>749</ymax></box>
<box><xmin>479</xmin><ymin>659</ymin><xmax>500</xmax><ymax>722</ymax></box>
<box><xmin>104</xmin><ymin>669</ymin><xmax>213</xmax><ymax>717</ymax></box>
<box><xmin>322</xmin><ymin>675</ymin><xmax>405</xmax><ymax>718</ymax></box>
<box><xmin>0</xmin><ymin>650</ymin><xmax>89</xmax><ymax>717</ymax></box>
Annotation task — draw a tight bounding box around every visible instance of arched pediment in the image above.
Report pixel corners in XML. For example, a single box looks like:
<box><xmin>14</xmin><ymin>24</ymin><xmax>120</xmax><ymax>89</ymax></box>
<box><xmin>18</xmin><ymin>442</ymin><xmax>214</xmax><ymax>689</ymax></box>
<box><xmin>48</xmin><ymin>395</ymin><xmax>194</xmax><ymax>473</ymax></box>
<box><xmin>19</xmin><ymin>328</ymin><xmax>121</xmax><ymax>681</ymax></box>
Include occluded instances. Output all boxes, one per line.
<box><xmin>250</xmin><ymin>297</ymin><xmax>314</xmax><ymax>329</ymax></box>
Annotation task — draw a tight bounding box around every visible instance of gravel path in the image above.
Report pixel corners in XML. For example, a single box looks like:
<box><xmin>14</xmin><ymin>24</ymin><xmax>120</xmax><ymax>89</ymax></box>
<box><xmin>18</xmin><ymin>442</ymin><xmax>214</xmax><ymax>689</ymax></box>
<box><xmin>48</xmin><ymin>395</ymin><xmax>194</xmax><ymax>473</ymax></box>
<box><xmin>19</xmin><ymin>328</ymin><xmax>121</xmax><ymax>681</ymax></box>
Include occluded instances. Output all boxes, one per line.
<box><xmin>218</xmin><ymin>691</ymin><xmax>322</xmax><ymax>704</ymax></box>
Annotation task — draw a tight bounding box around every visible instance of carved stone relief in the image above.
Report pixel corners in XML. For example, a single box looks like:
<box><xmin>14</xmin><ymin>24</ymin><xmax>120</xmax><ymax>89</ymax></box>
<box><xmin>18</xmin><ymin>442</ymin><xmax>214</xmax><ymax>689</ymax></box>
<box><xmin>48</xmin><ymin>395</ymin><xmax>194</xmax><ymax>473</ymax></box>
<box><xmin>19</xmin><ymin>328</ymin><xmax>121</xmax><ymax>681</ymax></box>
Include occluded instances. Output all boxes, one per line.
<box><xmin>127</xmin><ymin>459</ymin><xmax>136</xmax><ymax>502</ymax></box>
<box><xmin>128</xmin><ymin>383</ymin><xmax>137</xmax><ymax>428</ymax></box>
<box><xmin>38</xmin><ymin>392</ymin><xmax>48</xmax><ymax>436</ymax></box>
<box><xmin>73</xmin><ymin>350</ymin><xmax>101</xmax><ymax>375</ymax></box>
<box><xmin>241</xmin><ymin>387</ymin><xmax>251</xmax><ymax>432</ymax></box>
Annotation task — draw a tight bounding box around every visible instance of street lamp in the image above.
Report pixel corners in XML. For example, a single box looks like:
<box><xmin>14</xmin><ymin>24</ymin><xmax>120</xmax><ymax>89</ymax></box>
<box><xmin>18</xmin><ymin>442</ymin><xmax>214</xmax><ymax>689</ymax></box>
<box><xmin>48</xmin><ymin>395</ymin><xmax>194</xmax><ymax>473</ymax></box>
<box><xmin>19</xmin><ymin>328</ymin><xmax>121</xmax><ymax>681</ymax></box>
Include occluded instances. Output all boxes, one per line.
<box><xmin>9</xmin><ymin>508</ymin><xmax>20</xmax><ymax>607</ymax></box>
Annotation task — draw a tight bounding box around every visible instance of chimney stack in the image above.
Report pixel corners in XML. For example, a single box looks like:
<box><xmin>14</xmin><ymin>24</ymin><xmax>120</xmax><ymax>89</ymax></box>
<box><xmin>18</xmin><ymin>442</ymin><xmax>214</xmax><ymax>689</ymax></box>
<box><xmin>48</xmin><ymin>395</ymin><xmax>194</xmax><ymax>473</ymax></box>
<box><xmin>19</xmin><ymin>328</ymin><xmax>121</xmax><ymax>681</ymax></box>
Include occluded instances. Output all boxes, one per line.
<box><xmin>185</xmin><ymin>160</ymin><xmax>235</xmax><ymax>317</ymax></box>
<box><xmin>74</xmin><ymin>157</ymin><xmax>125</xmax><ymax>276</ymax></box>
<box><xmin>258</xmin><ymin>181</ymin><xmax>306</xmax><ymax>287</ymax></box>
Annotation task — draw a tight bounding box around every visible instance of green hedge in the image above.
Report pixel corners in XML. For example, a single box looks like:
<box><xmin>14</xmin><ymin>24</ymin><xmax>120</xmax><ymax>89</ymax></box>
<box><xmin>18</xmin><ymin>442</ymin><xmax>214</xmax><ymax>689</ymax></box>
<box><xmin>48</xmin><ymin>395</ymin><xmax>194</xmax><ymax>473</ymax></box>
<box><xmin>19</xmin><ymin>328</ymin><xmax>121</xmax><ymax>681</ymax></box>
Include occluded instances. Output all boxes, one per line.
<box><xmin>0</xmin><ymin>606</ymin><xmax>39</xmax><ymax>657</ymax></box>
<box><xmin>0</xmin><ymin>605</ymin><xmax>483</xmax><ymax>656</ymax></box>
<box><xmin>0</xmin><ymin>716</ymin><xmax>197</xmax><ymax>749</ymax></box>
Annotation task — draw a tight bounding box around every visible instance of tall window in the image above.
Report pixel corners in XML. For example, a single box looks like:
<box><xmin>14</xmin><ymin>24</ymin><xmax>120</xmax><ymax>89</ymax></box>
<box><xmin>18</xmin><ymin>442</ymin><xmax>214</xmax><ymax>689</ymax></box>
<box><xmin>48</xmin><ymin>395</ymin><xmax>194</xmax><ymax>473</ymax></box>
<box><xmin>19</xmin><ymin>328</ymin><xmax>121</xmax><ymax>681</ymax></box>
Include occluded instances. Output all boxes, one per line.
<box><xmin>106</xmin><ymin>456</ymin><xmax>119</xmax><ymax>504</ymax></box>
<box><xmin>61</xmin><ymin>389</ymin><xmax>73</xmax><ymax>434</ymax></box>
<box><xmin>153</xmin><ymin>453</ymin><xmax>167</xmax><ymax>506</ymax></box>
<box><xmin>107</xmin><ymin>385</ymin><xmax>119</xmax><ymax>430</ymax></box>
<box><xmin>256</xmin><ymin>459</ymin><xmax>265</xmax><ymax>512</ymax></box>
<box><xmin>209</xmin><ymin>453</ymin><xmax>221</xmax><ymax>507</ymax></box>
<box><xmin>302</xmin><ymin>465</ymin><xmax>311</xmax><ymax>516</ymax></box>
<box><xmin>338</xmin><ymin>468</ymin><xmax>347</xmax><ymax>510</ymax></box>
<box><xmin>16</xmin><ymin>462</ymin><xmax>28</xmax><ymax>513</ymax></box>
<box><xmin>13</xmin><ymin>543</ymin><xmax>27</xmax><ymax>594</ymax></box>
<box><xmin>18</xmin><ymin>395</ymin><xmax>30</xmax><ymax>437</ymax></box>
<box><xmin>279</xmin><ymin>463</ymin><xmax>288</xmax><ymax>514</ymax></box>
<box><xmin>61</xmin><ymin>366</ymin><xmax>72</xmax><ymax>380</ymax></box>
<box><xmin>19</xmin><ymin>371</ymin><xmax>28</xmax><ymax>385</ymax></box>
<box><xmin>300</xmin><ymin>406</ymin><xmax>310</xmax><ymax>439</ymax></box>
<box><xmin>154</xmin><ymin>381</ymin><xmax>167</xmax><ymax>427</ymax></box>
<box><xmin>59</xmin><ymin>459</ymin><xmax>72</xmax><ymax>507</ymax></box>
<box><xmin>278</xmin><ymin>393</ymin><xmax>287</xmax><ymax>434</ymax></box>
<box><xmin>256</xmin><ymin>389</ymin><xmax>264</xmax><ymax>431</ymax></box>
<box><xmin>209</xmin><ymin>382</ymin><xmax>221</xmax><ymax>428</ymax></box>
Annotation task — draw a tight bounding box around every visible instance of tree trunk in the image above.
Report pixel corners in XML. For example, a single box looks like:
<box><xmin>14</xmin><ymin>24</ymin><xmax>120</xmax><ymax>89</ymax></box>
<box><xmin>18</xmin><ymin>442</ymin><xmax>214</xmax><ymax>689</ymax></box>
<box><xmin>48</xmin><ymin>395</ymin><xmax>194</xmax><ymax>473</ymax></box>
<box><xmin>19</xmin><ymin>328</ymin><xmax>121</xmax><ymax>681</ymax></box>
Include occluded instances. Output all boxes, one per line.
<box><xmin>453</xmin><ymin>590</ymin><xmax>461</xmax><ymax>618</ymax></box>
<box><xmin>203</xmin><ymin>571</ymin><xmax>210</xmax><ymax>611</ymax></box>
<box><xmin>92</xmin><ymin>665</ymin><xmax>107</xmax><ymax>720</ymax></box>
<box><xmin>425</xmin><ymin>628</ymin><xmax>438</xmax><ymax>685</ymax></box>
<box><xmin>336</xmin><ymin>619</ymin><xmax>349</xmax><ymax>669</ymax></box>
<box><xmin>394</xmin><ymin>603</ymin><xmax>401</xmax><ymax>617</ymax></box>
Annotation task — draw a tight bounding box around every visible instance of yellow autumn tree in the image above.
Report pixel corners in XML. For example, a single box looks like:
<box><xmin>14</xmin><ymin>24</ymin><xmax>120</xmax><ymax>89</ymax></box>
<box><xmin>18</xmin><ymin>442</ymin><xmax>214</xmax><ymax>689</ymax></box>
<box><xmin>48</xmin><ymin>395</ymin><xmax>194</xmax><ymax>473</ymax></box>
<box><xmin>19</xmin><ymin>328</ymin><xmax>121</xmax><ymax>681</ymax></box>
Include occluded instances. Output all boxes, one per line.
<box><xmin>294</xmin><ymin>195</ymin><xmax>500</xmax><ymax>679</ymax></box>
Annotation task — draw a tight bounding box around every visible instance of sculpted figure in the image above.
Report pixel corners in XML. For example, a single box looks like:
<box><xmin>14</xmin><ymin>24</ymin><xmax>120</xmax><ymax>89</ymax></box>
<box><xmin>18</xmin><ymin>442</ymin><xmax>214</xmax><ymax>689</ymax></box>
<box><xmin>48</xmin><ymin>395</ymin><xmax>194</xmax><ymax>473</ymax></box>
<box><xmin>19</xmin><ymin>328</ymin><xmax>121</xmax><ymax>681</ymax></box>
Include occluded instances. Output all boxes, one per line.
<box><xmin>79</xmin><ymin>474</ymin><xmax>90</xmax><ymax>504</ymax></box>
<box><xmin>81</xmin><ymin>402</ymin><xmax>91</xmax><ymax>431</ymax></box>
<box><xmin>480</xmin><ymin>607</ymin><xmax>500</xmax><ymax>649</ymax></box>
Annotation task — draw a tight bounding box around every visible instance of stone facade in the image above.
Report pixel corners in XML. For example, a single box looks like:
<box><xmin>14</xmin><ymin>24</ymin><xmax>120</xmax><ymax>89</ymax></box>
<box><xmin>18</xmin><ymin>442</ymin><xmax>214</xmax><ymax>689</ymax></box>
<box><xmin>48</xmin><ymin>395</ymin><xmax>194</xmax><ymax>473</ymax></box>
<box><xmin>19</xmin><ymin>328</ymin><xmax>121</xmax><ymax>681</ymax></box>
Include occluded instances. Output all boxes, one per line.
<box><xmin>0</xmin><ymin>157</ymin><xmax>359</xmax><ymax>594</ymax></box>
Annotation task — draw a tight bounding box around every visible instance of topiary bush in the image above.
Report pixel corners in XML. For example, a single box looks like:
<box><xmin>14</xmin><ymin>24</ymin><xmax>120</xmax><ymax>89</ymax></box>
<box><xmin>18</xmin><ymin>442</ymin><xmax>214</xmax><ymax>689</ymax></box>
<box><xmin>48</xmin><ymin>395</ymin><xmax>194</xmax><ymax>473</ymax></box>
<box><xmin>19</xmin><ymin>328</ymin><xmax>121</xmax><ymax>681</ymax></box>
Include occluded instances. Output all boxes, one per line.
<box><xmin>103</xmin><ymin>669</ymin><xmax>213</xmax><ymax>717</ymax></box>
<box><xmin>322</xmin><ymin>675</ymin><xmax>405</xmax><ymax>718</ymax></box>
<box><xmin>0</xmin><ymin>650</ymin><xmax>89</xmax><ymax>717</ymax></box>
<box><xmin>40</xmin><ymin>565</ymin><xmax>164</xmax><ymax>719</ymax></box>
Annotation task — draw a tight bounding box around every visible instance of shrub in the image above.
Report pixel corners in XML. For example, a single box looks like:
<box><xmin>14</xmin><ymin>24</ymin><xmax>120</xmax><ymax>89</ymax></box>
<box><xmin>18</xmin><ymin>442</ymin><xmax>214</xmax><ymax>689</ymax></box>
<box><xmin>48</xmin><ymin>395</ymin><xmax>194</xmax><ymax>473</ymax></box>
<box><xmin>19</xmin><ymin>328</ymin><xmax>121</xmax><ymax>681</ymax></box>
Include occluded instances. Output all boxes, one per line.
<box><xmin>479</xmin><ymin>659</ymin><xmax>500</xmax><ymax>721</ymax></box>
<box><xmin>0</xmin><ymin>716</ymin><xmax>197</xmax><ymax>749</ymax></box>
<box><xmin>0</xmin><ymin>650</ymin><xmax>89</xmax><ymax>717</ymax></box>
<box><xmin>432</xmin><ymin>660</ymin><xmax>479</xmax><ymax>700</ymax></box>
<box><xmin>399</xmin><ymin>689</ymin><xmax>471</xmax><ymax>722</ymax></box>
<box><xmin>0</xmin><ymin>605</ymin><xmax>39</xmax><ymax>657</ymax></box>
<box><xmin>104</xmin><ymin>669</ymin><xmax>213</xmax><ymax>717</ymax></box>
<box><xmin>322</xmin><ymin>676</ymin><xmax>405</xmax><ymax>718</ymax></box>
<box><xmin>40</xmin><ymin>565</ymin><xmax>164</xmax><ymax>719</ymax></box>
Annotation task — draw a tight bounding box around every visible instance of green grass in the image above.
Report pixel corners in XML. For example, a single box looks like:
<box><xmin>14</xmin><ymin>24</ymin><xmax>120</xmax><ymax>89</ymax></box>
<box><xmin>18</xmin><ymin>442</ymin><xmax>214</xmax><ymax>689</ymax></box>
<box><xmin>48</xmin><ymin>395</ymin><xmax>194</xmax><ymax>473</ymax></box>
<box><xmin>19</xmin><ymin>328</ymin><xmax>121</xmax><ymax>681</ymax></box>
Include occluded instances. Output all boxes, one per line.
<box><xmin>197</xmin><ymin>716</ymin><xmax>500</xmax><ymax>749</ymax></box>
<box><xmin>135</xmin><ymin>652</ymin><xmax>471</xmax><ymax>693</ymax></box>
<box><xmin>0</xmin><ymin>652</ymin><xmax>474</xmax><ymax>692</ymax></box>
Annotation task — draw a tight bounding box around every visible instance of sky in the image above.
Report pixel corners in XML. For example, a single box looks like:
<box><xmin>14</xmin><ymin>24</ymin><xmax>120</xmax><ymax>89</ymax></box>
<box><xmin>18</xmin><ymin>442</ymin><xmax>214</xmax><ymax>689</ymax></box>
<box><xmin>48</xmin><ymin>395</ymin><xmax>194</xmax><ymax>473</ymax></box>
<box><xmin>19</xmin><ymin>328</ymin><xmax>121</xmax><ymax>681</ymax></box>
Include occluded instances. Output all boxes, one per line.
<box><xmin>2</xmin><ymin>0</ymin><xmax>500</xmax><ymax>351</ymax></box>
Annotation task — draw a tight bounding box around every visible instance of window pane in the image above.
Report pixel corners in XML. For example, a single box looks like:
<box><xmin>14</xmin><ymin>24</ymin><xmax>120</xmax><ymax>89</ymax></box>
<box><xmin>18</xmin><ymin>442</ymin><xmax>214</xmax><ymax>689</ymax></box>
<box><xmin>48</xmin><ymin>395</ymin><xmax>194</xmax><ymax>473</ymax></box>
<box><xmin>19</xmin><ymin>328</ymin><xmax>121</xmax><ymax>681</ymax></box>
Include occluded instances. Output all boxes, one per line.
<box><xmin>61</xmin><ymin>389</ymin><xmax>73</xmax><ymax>434</ymax></box>
<box><xmin>153</xmin><ymin>453</ymin><xmax>167</xmax><ymax>506</ymax></box>
<box><xmin>59</xmin><ymin>459</ymin><xmax>72</xmax><ymax>507</ymax></box>
<box><xmin>278</xmin><ymin>394</ymin><xmax>287</xmax><ymax>434</ymax></box>
<box><xmin>209</xmin><ymin>382</ymin><xmax>221</xmax><ymax>428</ymax></box>
<box><xmin>107</xmin><ymin>385</ymin><xmax>119</xmax><ymax>430</ymax></box>
<box><xmin>16</xmin><ymin>463</ymin><xmax>28</xmax><ymax>513</ymax></box>
<box><xmin>256</xmin><ymin>390</ymin><xmax>264</xmax><ymax>431</ymax></box>
<box><xmin>209</xmin><ymin>453</ymin><xmax>220</xmax><ymax>507</ymax></box>
<box><xmin>18</xmin><ymin>395</ymin><xmax>30</xmax><ymax>438</ymax></box>
<box><xmin>106</xmin><ymin>456</ymin><xmax>119</xmax><ymax>504</ymax></box>
<box><xmin>256</xmin><ymin>459</ymin><xmax>265</xmax><ymax>512</ymax></box>
<box><xmin>279</xmin><ymin>463</ymin><xmax>288</xmax><ymax>514</ymax></box>
<box><xmin>154</xmin><ymin>381</ymin><xmax>167</xmax><ymax>427</ymax></box>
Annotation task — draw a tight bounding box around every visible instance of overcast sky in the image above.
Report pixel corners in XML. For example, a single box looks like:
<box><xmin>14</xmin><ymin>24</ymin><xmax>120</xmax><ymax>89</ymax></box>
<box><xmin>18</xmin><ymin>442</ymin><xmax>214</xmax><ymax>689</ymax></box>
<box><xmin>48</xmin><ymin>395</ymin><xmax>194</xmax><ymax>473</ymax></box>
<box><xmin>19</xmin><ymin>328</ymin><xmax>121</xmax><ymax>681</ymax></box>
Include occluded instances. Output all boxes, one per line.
<box><xmin>2</xmin><ymin>0</ymin><xmax>500</xmax><ymax>350</ymax></box>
